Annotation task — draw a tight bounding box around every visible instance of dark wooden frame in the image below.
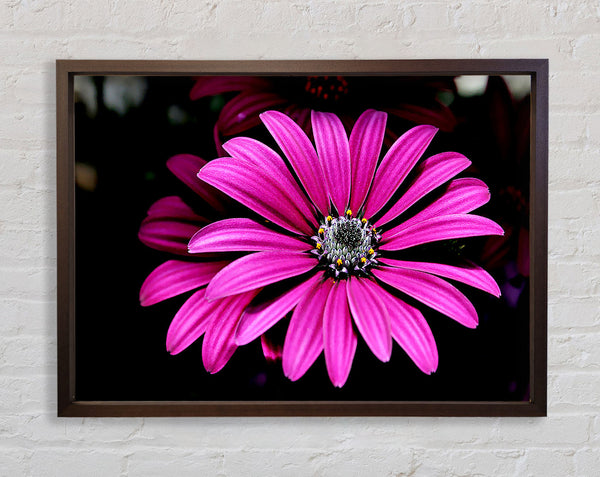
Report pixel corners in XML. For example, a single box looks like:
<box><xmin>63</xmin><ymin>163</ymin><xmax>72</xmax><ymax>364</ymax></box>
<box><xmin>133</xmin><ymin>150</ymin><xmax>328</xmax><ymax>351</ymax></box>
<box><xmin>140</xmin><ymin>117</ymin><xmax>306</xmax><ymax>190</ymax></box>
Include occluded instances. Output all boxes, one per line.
<box><xmin>57</xmin><ymin>59</ymin><xmax>548</xmax><ymax>417</ymax></box>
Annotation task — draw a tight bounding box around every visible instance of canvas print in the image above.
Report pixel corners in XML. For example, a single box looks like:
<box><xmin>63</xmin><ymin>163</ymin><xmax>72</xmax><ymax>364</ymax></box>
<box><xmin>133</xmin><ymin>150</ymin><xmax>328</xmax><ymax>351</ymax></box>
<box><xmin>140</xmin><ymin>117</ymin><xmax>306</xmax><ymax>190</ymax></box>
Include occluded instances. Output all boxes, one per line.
<box><xmin>73</xmin><ymin>73</ymin><xmax>532</xmax><ymax>403</ymax></box>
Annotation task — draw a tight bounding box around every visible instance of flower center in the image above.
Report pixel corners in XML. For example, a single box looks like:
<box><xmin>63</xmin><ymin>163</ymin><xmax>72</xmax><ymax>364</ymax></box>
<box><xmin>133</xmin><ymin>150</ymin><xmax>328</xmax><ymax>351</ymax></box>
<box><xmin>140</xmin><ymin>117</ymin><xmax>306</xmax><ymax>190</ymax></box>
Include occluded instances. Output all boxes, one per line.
<box><xmin>304</xmin><ymin>76</ymin><xmax>349</xmax><ymax>103</ymax></box>
<box><xmin>312</xmin><ymin>210</ymin><xmax>380</xmax><ymax>278</ymax></box>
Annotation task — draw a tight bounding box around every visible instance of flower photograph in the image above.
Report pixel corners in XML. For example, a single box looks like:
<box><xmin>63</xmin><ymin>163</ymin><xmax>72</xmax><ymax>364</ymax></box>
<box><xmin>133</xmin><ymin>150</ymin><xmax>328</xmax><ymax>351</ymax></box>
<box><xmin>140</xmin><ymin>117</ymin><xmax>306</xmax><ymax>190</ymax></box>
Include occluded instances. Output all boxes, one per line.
<box><xmin>73</xmin><ymin>72</ymin><xmax>531</xmax><ymax>403</ymax></box>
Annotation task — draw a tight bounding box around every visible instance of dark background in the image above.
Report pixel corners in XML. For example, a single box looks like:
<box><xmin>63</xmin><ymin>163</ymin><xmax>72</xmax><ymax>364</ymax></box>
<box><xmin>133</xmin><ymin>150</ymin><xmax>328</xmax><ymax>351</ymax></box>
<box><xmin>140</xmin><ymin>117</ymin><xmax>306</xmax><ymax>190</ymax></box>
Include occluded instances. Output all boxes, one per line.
<box><xmin>74</xmin><ymin>75</ymin><xmax>530</xmax><ymax>402</ymax></box>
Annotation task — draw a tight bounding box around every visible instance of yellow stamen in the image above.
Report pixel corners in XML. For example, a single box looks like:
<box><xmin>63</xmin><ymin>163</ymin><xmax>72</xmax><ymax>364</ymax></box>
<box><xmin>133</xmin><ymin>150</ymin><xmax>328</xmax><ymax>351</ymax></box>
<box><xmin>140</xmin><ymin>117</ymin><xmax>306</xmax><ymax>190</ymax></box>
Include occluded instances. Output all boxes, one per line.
<box><xmin>361</xmin><ymin>257</ymin><xmax>367</xmax><ymax>263</ymax></box>
<box><xmin>318</xmin><ymin>228</ymin><xmax>324</xmax><ymax>234</ymax></box>
<box><xmin>361</xmin><ymin>218</ymin><xmax>367</xmax><ymax>224</ymax></box>
<box><xmin>336</xmin><ymin>258</ymin><xmax>343</xmax><ymax>266</ymax></box>
<box><xmin>316</xmin><ymin>243</ymin><xmax>322</xmax><ymax>249</ymax></box>
<box><xmin>346</xmin><ymin>209</ymin><xmax>352</xmax><ymax>216</ymax></box>
<box><xmin>372</xmin><ymin>227</ymin><xmax>377</xmax><ymax>234</ymax></box>
<box><xmin>368</xmin><ymin>248</ymin><xmax>374</xmax><ymax>255</ymax></box>
<box><xmin>326</xmin><ymin>215</ymin><xmax>332</xmax><ymax>222</ymax></box>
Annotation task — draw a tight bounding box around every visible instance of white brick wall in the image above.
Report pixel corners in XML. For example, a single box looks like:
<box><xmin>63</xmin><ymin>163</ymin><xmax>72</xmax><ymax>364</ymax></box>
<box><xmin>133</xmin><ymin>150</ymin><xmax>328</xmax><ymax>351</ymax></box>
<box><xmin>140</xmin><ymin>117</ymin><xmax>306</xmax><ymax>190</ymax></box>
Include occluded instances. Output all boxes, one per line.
<box><xmin>1</xmin><ymin>0</ymin><xmax>598</xmax><ymax>475</ymax></box>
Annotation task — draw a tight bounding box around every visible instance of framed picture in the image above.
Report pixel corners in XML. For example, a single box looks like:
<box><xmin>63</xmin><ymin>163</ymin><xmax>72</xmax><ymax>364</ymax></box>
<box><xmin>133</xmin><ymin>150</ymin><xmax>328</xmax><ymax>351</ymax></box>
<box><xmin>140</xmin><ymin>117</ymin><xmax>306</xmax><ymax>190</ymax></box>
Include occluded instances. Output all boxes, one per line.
<box><xmin>57</xmin><ymin>59</ymin><xmax>547</xmax><ymax>417</ymax></box>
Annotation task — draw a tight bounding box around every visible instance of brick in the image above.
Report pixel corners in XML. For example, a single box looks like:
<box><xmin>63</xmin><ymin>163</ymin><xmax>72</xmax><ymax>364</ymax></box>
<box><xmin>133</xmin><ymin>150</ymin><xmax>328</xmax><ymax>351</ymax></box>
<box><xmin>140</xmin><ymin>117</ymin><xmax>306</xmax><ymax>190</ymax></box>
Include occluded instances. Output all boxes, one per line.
<box><xmin>549</xmin><ymin>298</ymin><xmax>600</xmax><ymax>328</ymax></box>
<box><xmin>480</xmin><ymin>37</ymin><xmax>575</xmax><ymax>71</ymax></box>
<box><xmin>551</xmin><ymin>112</ymin><xmax>588</xmax><ymax>144</ymax></box>
<box><xmin>63</xmin><ymin>1</ymin><xmax>113</xmax><ymax>31</ymax></box>
<box><xmin>0</xmin><ymin>336</ymin><xmax>56</xmax><ymax>376</ymax></box>
<box><xmin>587</xmin><ymin>112</ymin><xmax>600</xmax><ymax>145</ymax></box>
<box><xmin>408</xmin><ymin>3</ymin><xmax>454</xmax><ymax>32</ymax></box>
<box><xmin>582</xmin><ymin>225</ymin><xmax>600</xmax><ymax>256</ymax></box>
<box><xmin>0</xmin><ymin>448</ymin><xmax>33</xmax><ymax>477</ymax></box>
<box><xmin>572</xmin><ymin>34</ymin><xmax>600</xmax><ymax>68</ymax></box>
<box><xmin>0</xmin><ymin>150</ymin><xmax>52</xmax><ymax>188</ymax></box>
<box><xmin>521</xmin><ymin>449</ymin><xmax>576</xmax><ymax>477</ymax></box>
<box><xmin>309</xmin><ymin>2</ymin><xmax>357</xmax><ymax>32</ymax></box>
<box><xmin>493</xmin><ymin>416</ymin><xmax>590</xmax><ymax>445</ymax></box>
<box><xmin>549</xmin><ymin>373</ymin><xmax>600</xmax><ymax>411</ymax></box>
<box><xmin>217</xmin><ymin>1</ymin><xmax>308</xmax><ymax>34</ymax></box>
<box><xmin>548</xmin><ymin>261</ymin><xmax>600</xmax><ymax>298</ymax></box>
<box><xmin>0</xmin><ymin>377</ymin><xmax>44</xmax><ymax>414</ymax></box>
<box><xmin>64</xmin><ymin>37</ymin><xmax>177</xmax><ymax>59</ymax></box>
<box><xmin>30</xmin><ymin>450</ymin><xmax>122</xmax><ymax>477</ymax></box>
<box><xmin>549</xmin><ymin>189</ymin><xmax>599</xmax><ymax>220</ymax></box>
<box><xmin>356</xmin><ymin>4</ymin><xmax>403</xmax><ymax>33</ymax></box>
<box><xmin>550</xmin><ymin>146</ymin><xmax>600</xmax><ymax>186</ymax></box>
<box><xmin>12</xmin><ymin>0</ymin><xmax>65</xmax><ymax>32</ymax></box>
<box><xmin>413</xmin><ymin>449</ymin><xmax>523</xmax><ymax>477</ymax></box>
<box><xmin>552</xmin><ymin>71</ymin><xmax>600</xmax><ymax>108</ymax></box>
<box><xmin>0</xmin><ymin>298</ymin><xmax>52</xmax><ymax>337</ymax></box>
<box><xmin>548</xmin><ymin>224</ymin><xmax>583</xmax><ymax>258</ymax></box>
<box><xmin>575</xmin><ymin>448</ymin><xmax>600</xmax><ymax>476</ymax></box>
<box><xmin>499</xmin><ymin>1</ymin><xmax>600</xmax><ymax>37</ymax></box>
<box><xmin>127</xmin><ymin>449</ymin><xmax>223</xmax><ymax>477</ymax></box>
<box><xmin>549</xmin><ymin>332</ymin><xmax>600</xmax><ymax>369</ymax></box>
<box><xmin>0</xmin><ymin>188</ymin><xmax>55</xmax><ymax>227</ymax></box>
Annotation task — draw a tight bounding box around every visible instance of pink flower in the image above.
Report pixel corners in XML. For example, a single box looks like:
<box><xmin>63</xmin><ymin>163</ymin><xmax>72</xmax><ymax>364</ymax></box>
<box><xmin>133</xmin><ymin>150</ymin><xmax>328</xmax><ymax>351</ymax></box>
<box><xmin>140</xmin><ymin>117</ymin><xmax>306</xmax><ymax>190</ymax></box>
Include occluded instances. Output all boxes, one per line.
<box><xmin>187</xmin><ymin>109</ymin><xmax>503</xmax><ymax>387</ymax></box>
<box><xmin>138</xmin><ymin>154</ymin><xmax>258</xmax><ymax>374</ymax></box>
<box><xmin>190</xmin><ymin>76</ymin><xmax>458</xmax><ymax>154</ymax></box>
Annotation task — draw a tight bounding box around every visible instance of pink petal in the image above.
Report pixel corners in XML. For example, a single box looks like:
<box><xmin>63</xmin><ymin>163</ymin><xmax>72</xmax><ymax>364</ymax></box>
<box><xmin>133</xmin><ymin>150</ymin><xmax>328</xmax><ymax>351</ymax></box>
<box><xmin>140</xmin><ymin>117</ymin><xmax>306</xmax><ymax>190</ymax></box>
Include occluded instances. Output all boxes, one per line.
<box><xmin>261</xmin><ymin>334</ymin><xmax>283</xmax><ymax>362</ymax></box>
<box><xmin>260</xmin><ymin>110</ymin><xmax>330</xmax><ymax>216</ymax></box>
<box><xmin>312</xmin><ymin>111</ymin><xmax>351</xmax><ymax>214</ymax></box>
<box><xmin>202</xmin><ymin>289</ymin><xmax>260</xmax><ymax>373</ymax></box>
<box><xmin>390</xmin><ymin>178</ymin><xmax>491</xmax><ymax>233</ymax></box>
<box><xmin>379</xmin><ymin>258</ymin><xmax>501</xmax><ymax>297</ymax></box>
<box><xmin>140</xmin><ymin>259</ymin><xmax>230</xmax><ymax>306</ymax></box>
<box><xmin>218</xmin><ymin>91</ymin><xmax>287</xmax><ymax>136</ymax></box>
<box><xmin>198</xmin><ymin>157</ymin><xmax>315</xmax><ymax>235</ymax></box>
<box><xmin>349</xmin><ymin>110</ymin><xmax>387</xmax><ymax>212</ymax></box>
<box><xmin>167</xmin><ymin>154</ymin><xmax>226</xmax><ymax>213</ymax></box>
<box><xmin>346</xmin><ymin>277</ymin><xmax>392</xmax><ymax>362</ymax></box>
<box><xmin>282</xmin><ymin>279</ymin><xmax>334</xmax><ymax>381</ymax></box>
<box><xmin>139</xmin><ymin>197</ymin><xmax>207</xmax><ymax>255</ymax></box>
<box><xmin>375</xmin><ymin>152</ymin><xmax>471</xmax><ymax>227</ymax></box>
<box><xmin>206</xmin><ymin>251</ymin><xmax>317</xmax><ymax>300</ymax></box>
<box><xmin>387</xmin><ymin>102</ymin><xmax>457</xmax><ymax>133</ymax></box>
<box><xmin>363</xmin><ymin>125</ymin><xmax>438</xmax><ymax>218</ymax></box>
<box><xmin>222</xmin><ymin>137</ymin><xmax>318</xmax><ymax>228</ymax></box>
<box><xmin>386</xmin><ymin>293</ymin><xmax>438</xmax><ymax>374</ymax></box>
<box><xmin>372</xmin><ymin>267</ymin><xmax>478</xmax><ymax>328</ymax></box>
<box><xmin>189</xmin><ymin>218</ymin><xmax>311</xmax><ymax>254</ymax></box>
<box><xmin>145</xmin><ymin>196</ymin><xmax>208</xmax><ymax>222</ymax></box>
<box><xmin>189</xmin><ymin>76</ymin><xmax>270</xmax><ymax>100</ymax></box>
<box><xmin>236</xmin><ymin>271</ymin><xmax>324</xmax><ymax>345</ymax></box>
<box><xmin>138</xmin><ymin>220</ymin><xmax>199</xmax><ymax>255</ymax></box>
<box><xmin>380</xmin><ymin>214</ymin><xmax>504</xmax><ymax>251</ymax></box>
<box><xmin>166</xmin><ymin>288</ymin><xmax>217</xmax><ymax>355</ymax></box>
<box><xmin>323</xmin><ymin>280</ymin><xmax>357</xmax><ymax>387</ymax></box>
